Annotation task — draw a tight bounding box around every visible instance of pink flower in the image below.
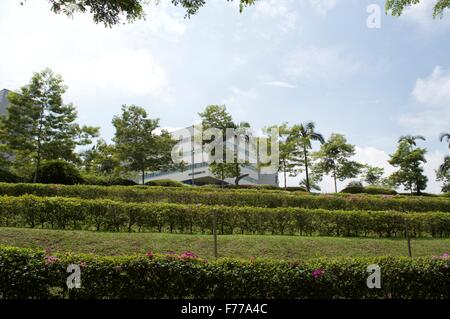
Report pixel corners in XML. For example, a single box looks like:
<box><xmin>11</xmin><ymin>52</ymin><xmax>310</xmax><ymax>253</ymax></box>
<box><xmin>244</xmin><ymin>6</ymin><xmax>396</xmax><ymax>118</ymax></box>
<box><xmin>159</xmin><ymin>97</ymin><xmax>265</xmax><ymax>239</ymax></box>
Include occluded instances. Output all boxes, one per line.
<box><xmin>44</xmin><ymin>247</ymin><xmax>52</xmax><ymax>256</ymax></box>
<box><xmin>441</xmin><ymin>253</ymin><xmax>449</xmax><ymax>259</ymax></box>
<box><xmin>146</xmin><ymin>251</ymin><xmax>154</xmax><ymax>259</ymax></box>
<box><xmin>180</xmin><ymin>251</ymin><xmax>198</xmax><ymax>260</ymax></box>
<box><xmin>312</xmin><ymin>268</ymin><xmax>325</xmax><ymax>279</ymax></box>
<box><xmin>45</xmin><ymin>255</ymin><xmax>58</xmax><ymax>265</ymax></box>
<box><xmin>80</xmin><ymin>262</ymin><xmax>87</xmax><ymax>268</ymax></box>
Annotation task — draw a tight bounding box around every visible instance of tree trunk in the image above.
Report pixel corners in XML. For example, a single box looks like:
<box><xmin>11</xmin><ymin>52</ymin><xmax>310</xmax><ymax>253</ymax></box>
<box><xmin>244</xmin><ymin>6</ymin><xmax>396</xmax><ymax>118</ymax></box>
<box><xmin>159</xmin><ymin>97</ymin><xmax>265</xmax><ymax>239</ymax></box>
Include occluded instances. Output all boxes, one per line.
<box><xmin>33</xmin><ymin>105</ymin><xmax>45</xmax><ymax>183</ymax></box>
<box><xmin>333</xmin><ymin>167</ymin><xmax>338</xmax><ymax>193</ymax></box>
<box><xmin>142</xmin><ymin>168</ymin><xmax>145</xmax><ymax>185</ymax></box>
<box><xmin>283</xmin><ymin>160</ymin><xmax>287</xmax><ymax>190</ymax></box>
<box><xmin>303</xmin><ymin>145</ymin><xmax>310</xmax><ymax>192</ymax></box>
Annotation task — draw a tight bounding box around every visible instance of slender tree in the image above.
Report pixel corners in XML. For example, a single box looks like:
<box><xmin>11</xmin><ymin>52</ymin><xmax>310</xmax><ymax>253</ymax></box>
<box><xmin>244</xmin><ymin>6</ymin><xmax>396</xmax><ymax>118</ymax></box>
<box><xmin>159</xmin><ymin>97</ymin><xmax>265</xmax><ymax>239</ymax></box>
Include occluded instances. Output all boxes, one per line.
<box><xmin>0</xmin><ymin>69</ymin><xmax>98</xmax><ymax>182</ymax></box>
<box><xmin>263</xmin><ymin>123</ymin><xmax>298</xmax><ymax>190</ymax></box>
<box><xmin>291</xmin><ymin>122</ymin><xmax>324</xmax><ymax>192</ymax></box>
<box><xmin>313</xmin><ymin>134</ymin><xmax>363</xmax><ymax>193</ymax></box>
<box><xmin>389</xmin><ymin>135</ymin><xmax>428</xmax><ymax>195</ymax></box>
<box><xmin>112</xmin><ymin>105</ymin><xmax>178</xmax><ymax>185</ymax></box>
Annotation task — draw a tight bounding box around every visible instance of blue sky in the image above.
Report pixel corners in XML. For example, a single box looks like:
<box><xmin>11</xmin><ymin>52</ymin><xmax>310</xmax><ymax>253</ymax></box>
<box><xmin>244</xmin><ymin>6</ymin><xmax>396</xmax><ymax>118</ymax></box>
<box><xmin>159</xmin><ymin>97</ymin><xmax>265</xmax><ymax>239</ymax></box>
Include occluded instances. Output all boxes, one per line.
<box><xmin>0</xmin><ymin>0</ymin><xmax>449</xmax><ymax>192</ymax></box>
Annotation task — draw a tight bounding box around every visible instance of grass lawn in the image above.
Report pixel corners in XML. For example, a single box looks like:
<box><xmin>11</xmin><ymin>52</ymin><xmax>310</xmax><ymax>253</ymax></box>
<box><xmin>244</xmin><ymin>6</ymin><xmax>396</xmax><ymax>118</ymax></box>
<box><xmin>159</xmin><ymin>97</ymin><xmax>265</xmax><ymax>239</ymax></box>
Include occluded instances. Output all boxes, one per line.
<box><xmin>0</xmin><ymin>227</ymin><xmax>448</xmax><ymax>260</ymax></box>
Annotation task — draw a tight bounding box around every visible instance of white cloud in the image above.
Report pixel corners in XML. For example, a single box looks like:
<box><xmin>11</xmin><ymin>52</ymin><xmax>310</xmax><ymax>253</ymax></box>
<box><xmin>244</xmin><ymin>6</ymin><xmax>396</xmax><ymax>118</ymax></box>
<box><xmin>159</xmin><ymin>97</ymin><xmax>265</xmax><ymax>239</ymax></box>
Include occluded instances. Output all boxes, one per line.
<box><xmin>252</xmin><ymin>0</ymin><xmax>298</xmax><ymax>32</ymax></box>
<box><xmin>264</xmin><ymin>81</ymin><xmax>297</xmax><ymax>88</ymax></box>
<box><xmin>399</xmin><ymin>66</ymin><xmax>450</xmax><ymax>137</ymax></box>
<box><xmin>309</xmin><ymin>0</ymin><xmax>338</xmax><ymax>16</ymax></box>
<box><xmin>412</xmin><ymin>66</ymin><xmax>450</xmax><ymax>107</ymax></box>
<box><xmin>61</xmin><ymin>49</ymin><xmax>169</xmax><ymax>98</ymax></box>
<box><xmin>0</xmin><ymin>0</ymin><xmax>185</xmax><ymax>100</ymax></box>
<box><xmin>283</xmin><ymin>46</ymin><xmax>365</xmax><ymax>81</ymax></box>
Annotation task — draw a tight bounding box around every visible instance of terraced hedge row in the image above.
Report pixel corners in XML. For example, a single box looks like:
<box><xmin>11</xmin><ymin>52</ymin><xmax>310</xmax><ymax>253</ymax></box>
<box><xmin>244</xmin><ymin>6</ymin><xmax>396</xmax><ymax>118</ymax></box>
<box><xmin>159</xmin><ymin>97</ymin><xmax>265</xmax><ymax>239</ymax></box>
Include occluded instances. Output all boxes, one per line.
<box><xmin>0</xmin><ymin>183</ymin><xmax>448</xmax><ymax>212</ymax></box>
<box><xmin>1</xmin><ymin>195</ymin><xmax>449</xmax><ymax>237</ymax></box>
<box><xmin>0</xmin><ymin>246</ymin><xmax>448</xmax><ymax>299</ymax></box>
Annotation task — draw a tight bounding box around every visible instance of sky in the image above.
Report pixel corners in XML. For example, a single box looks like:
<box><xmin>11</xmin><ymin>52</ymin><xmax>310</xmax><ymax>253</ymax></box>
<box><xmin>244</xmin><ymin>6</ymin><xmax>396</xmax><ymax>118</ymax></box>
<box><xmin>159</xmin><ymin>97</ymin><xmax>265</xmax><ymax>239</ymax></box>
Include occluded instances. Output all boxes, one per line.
<box><xmin>0</xmin><ymin>0</ymin><xmax>449</xmax><ymax>193</ymax></box>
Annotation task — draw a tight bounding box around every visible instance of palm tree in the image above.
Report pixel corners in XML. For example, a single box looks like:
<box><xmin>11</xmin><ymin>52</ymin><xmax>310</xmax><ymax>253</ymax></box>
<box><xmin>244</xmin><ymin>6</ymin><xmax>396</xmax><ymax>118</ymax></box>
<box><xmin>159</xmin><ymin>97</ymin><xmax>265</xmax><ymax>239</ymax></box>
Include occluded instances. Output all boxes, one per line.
<box><xmin>294</xmin><ymin>122</ymin><xmax>325</xmax><ymax>192</ymax></box>
<box><xmin>399</xmin><ymin>135</ymin><xmax>426</xmax><ymax>148</ymax></box>
<box><xmin>440</xmin><ymin>132</ymin><xmax>450</xmax><ymax>149</ymax></box>
<box><xmin>438</xmin><ymin>156</ymin><xmax>450</xmax><ymax>176</ymax></box>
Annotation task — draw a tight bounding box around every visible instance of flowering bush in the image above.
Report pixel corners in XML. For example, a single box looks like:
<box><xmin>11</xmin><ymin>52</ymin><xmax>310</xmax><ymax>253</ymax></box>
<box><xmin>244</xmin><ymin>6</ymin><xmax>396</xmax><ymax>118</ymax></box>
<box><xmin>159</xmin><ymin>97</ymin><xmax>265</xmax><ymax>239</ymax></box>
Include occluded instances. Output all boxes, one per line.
<box><xmin>0</xmin><ymin>246</ymin><xmax>448</xmax><ymax>299</ymax></box>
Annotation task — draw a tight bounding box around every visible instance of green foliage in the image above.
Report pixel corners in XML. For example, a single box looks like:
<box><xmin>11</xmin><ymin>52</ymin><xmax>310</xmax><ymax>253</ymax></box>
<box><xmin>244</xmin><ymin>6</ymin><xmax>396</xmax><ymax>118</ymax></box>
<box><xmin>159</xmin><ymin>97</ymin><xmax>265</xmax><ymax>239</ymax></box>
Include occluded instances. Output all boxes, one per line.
<box><xmin>0</xmin><ymin>183</ymin><xmax>448</xmax><ymax>212</ymax></box>
<box><xmin>37</xmin><ymin>0</ymin><xmax>258</xmax><ymax>27</ymax></box>
<box><xmin>341</xmin><ymin>185</ymin><xmax>397</xmax><ymax>195</ymax></box>
<box><xmin>0</xmin><ymin>69</ymin><xmax>98</xmax><ymax>182</ymax></box>
<box><xmin>386</xmin><ymin>0</ymin><xmax>450</xmax><ymax>18</ymax></box>
<box><xmin>145</xmin><ymin>179</ymin><xmax>186</xmax><ymax>187</ymax></box>
<box><xmin>0</xmin><ymin>245</ymin><xmax>449</xmax><ymax>298</ymax></box>
<box><xmin>0</xmin><ymin>169</ymin><xmax>20</xmax><ymax>183</ymax></box>
<box><xmin>35</xmin><ymin>160</ymin><xmax>84</xmax><ymax>185</ymax></box>
<box><xmin>313</xmin><ymin>134</ymin><xmax>363</xmax><ymax>192</ymax></box>
<box><xmin>290</xmin><ymin>122</ymin><xmax>325</xmax><ymax>192</ymax></box>
<box><xmin>362</xmin><ymin>165</ymin><xmax>385</xmax><ymax>186</ymax></box>
<box><xmin>389</xmin><ymin>136</ymin><xmax>428</xmax><ymax>195</ymax></box>
<box><xmin>112</xmin><ymin>105</ymin><xmax>178</xmax><ymax>185</ymax></box>
<box><xmin>0</xmin><ymin>195</ymin><xmax>449</xmax><ymax>237</ymax></box>
<box><xmin>80</xmin><ymin>139</ymin><xmax>120</xmax><ymax>175</ymax></box>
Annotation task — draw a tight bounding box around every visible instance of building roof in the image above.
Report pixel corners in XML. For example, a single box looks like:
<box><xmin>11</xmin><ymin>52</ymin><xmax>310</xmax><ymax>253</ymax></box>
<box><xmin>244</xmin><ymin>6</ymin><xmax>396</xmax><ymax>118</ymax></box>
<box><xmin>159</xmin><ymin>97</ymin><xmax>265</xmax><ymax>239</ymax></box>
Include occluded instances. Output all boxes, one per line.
<box><xmin>0</xmin><ymin>88</ymin><xmax>11</xmax><ymax>115</ymax></box>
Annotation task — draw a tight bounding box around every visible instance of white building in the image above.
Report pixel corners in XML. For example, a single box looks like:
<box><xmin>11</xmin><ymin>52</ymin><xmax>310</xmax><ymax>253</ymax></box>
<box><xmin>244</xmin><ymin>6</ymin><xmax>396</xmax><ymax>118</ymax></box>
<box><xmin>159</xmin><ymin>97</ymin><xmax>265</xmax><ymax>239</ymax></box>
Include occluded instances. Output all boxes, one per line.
<box><xmin>143</xmin><ymin>126</ymin><xmax>279</xmax><ymax>186</ymax></box>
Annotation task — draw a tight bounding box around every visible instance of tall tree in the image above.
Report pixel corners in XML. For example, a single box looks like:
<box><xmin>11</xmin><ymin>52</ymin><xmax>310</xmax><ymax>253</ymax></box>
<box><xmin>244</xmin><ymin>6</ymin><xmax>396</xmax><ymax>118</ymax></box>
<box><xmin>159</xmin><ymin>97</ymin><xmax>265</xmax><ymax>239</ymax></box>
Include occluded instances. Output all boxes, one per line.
<box><xmin>199</xmin><ymin>105</ymin><xmax>247</xmax><ymax>186</ymax></box>
<box><xmin>388</xmin><ymin>135</ymin><xmax>428</xmax><ymax>195</ymax></box>
<box><xmin>26</xmin><ymin>0</ymin><xmax>257</xmax><ymax>27</ymax></box>
<box><xmin>291</xmin><ymin>122</ymin><xmax>324</xmax><ymax>192</ymax></box>
<box><xmin>263</xmin><ymin>123</ymin><xmax>298</xmax><ymax>190</ymax></box>
<box><xmin>112</xmin><ymin>105</ymin><xmax>178</xmax><ymax>184</ymax></box>
<box><xmin>361</xmin><ymin>165</ymin><xmax>385</xmax><ymax>186</ymax></box>
<box><xmin>437</xmin><ymin>156</ymin><xmax>450</xmax><ymax>193</ymax></box>
<box><xmin>313</xmin><ymin>134</ymin><xmax>363</xmax><ymax>193</ymax></box>
<box><xmin>0</xmin><ymin>68</ymin><xmax>98</xmax><ymax>182</ymax></box>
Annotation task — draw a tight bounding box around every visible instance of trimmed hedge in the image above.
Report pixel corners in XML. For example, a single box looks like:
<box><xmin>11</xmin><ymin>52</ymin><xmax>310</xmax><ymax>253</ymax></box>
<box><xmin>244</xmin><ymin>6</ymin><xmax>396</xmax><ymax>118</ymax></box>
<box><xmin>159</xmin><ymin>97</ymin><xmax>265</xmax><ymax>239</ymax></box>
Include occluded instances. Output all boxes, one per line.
<box><xmin>0</xmin><ymin>183</ymin><xmax>448</xmax><ymax>212</ymax></box>
<box><xmin>1</xmin><ymin>195</ymin><xmax>449</xmax><ymax>237</ymax></box>
<box><xmin>341</xmin><ymin>185</ymin><xmax>397</xmax><ymax>195</ymax></box>
<box><xmin>0</xmin><ymin>245</ymin><xmax>449</xmax><ymax>299</ymax></box>
<box><xmin>145</xmin><ymin>179</ymin><xmax>186</xmax><ymax>187</ymax></box>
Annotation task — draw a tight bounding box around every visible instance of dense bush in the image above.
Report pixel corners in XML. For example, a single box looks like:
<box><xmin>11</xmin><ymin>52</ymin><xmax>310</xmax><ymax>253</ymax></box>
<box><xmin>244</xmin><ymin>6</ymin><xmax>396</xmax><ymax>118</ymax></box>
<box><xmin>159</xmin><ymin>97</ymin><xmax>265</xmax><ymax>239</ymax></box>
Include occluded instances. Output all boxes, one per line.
<box><xmin>0</xmin><ymin>169</ymin><xmax>20</xmax><ymax>183</ymax></box>
<box><xmin>0</xmin><ymin>183</ymin><xmax>448</xmax><ymax>212</ymax></box>
<box><xmin>145</xmin><ymin>179</ymin><xmax>186</xmax><ymax>187</ymax></box>
<box><xmin>82</xmin><ymin>174</ymin><xmax>137</xmax><ymax>186</ymax></box>
<box><xmin>341</xmin><ymin>185</ymin><xmax>397</xmax><ymax>195</ymax></box>
<box><xmin>35</xmin><ymin>161</ymin><xmax>84</xmax><ymax>185</ymax></box>
<box><xmin>0</xmin><ymin>245</ymin><xmax>448</xmax><ymax>299</ymax></box>
<box><xmin>1</xmin><ymin>195</ymin><xmax>449</xmax><ymax>237</ymax></box>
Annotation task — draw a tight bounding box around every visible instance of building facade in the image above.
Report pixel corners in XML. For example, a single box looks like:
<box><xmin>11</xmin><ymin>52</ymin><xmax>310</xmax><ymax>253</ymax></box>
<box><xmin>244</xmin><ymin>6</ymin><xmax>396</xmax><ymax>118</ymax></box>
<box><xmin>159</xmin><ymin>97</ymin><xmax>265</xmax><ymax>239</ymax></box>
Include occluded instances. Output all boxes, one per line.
<box><xmin>142</xmin><ymin>127</ymin><xmax>279</xmax><ymax>186</ymax></box>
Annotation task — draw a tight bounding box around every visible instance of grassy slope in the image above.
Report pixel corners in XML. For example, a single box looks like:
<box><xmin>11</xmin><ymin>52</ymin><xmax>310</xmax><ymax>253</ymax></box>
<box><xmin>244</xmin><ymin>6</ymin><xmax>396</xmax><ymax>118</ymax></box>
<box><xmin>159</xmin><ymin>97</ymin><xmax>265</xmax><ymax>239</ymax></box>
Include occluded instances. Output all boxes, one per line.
<box><xmin>0</xmin><ymin>227</ymin><xmax>448</xmax><ymax>260</ymax></box>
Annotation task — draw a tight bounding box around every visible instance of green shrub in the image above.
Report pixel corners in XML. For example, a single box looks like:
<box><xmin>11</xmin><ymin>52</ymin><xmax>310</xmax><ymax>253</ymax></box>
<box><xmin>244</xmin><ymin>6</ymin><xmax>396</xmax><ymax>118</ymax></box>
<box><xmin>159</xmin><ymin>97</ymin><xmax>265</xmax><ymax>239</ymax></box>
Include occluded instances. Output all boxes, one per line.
<box><xmin>0</xmin><ymin>245</ymin><xmax>448</xmax><ymax>299</ymax></box>
<box><xmin>0</xmin><ymin>195</ymin><xmax>449</xmax><ymax>237</ymax></box>
<box><xmin>0</xmin><ymin>183</ymin><xmax>448</xmax><ymax>212</ymax></box>
<box><xmin>365</xmin><ymin>186</ymin><xmax>397</xmax><ymax>195</ymax></box>
<box><xmin>0</xmin><ymin>169</ymin><xmax>20</xmax><ymax>183</ymax></box>
<box><xmin>35</xmin><ymin>161</ymin><xmax>84</xmax><ymax>185</ymax></box>
<box><xmin>145</xmin><ymin>179</ymin><xmax>185</xmax><ymax>187</ymax></box>
<box><xmin>341</xmin><ymin>185</ymin><xmax>397</xmax><ymax>195</ymax></box>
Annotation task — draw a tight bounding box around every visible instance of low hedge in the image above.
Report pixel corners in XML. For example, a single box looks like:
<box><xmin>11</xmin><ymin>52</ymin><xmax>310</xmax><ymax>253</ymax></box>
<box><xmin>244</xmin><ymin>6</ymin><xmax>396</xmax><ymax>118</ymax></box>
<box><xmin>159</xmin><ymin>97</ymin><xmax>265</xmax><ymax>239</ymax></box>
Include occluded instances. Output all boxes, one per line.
<box><xmin>145</xmin><ymin>179</ymin><xmax>186</xmax><ymax>187</ymax></box>
<box><xmin>341</xmin><ymin>185</ymin><xmax>397</xmax><ymax>195</ymax></box>
<box><xmin>0</xmin><ymin>245</ymin><xmax>448</xmax><ymax>299</ymax></box>
<box><xmin>0</xmin><ymin>183</ymin><xmax>448</xmax><ymax>212</ymax></box>
<box><xmin>1</xmin><ymin>195</ymin><xmax>449</xmax><ymax>237</ymax></box>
